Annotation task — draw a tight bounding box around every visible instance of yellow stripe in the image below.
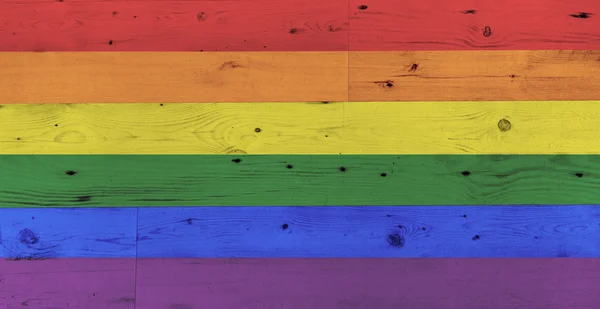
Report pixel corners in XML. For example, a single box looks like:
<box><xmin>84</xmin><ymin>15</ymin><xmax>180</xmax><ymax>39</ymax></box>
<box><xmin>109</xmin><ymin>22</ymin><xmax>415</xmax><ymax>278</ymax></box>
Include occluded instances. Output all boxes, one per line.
<box><xmin>1</xmin><ymin>101</ymin><xmax>598</xmax><ymax>154</ymax></box>
<box><xmin>0</xmin><ymin>52</ymin><xmax>347</xmax><ymax>103</ymax></box>
<box><xmin>350</xmin><ymin>50</ymin><xmax>600</xmax><ymax>101</ymax></box>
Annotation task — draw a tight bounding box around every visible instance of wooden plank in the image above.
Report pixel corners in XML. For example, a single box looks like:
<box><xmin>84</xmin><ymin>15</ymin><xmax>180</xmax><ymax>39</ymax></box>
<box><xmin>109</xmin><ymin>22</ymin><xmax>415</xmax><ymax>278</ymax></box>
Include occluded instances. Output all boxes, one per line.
<box><xmin>0</xmin><ymin>208</ymin><xmax>136</xmax><ymax>259</ymax></box>
<box><xmin>136</xmin><ymin>258</ymin><xmax>600</xmax><ymax>309</ymax></box>
<box><xmin>349</xmin><ymin>0</ymin><xmax>600</xmax><ymax>50</ymax></box>
<box><xmin>1</xmin><ymin>154</ymin><xmax>600</xmax><ymax>207</ymax></box>
<box><xmin>136</xmin><ymin>205</ymin><xmax>600</xmax><ymax>258</ymax></box>
<box><xmin>0</xmin><ymin>258</ymin><xmax>136</xmax><ymax>309</ymax></box>
<box><xmin>0</xmin><ymin>52</ymin><xmax>347</xmax><ymax>103</ymax></box>
<box><xmin>0</xmin><ymin>0</ymin><xmax>347</xmax><ymax>52</ymax></box>
<box><xmin>3</xmin><ymin>206</ymin><xmax>598</xmax><ymax>258</ymax></box>
<box><xmin>349</xmin><ymin>50</ymin><xmax>600</xmax><ymax>101</ymax></box>
<box><xmin>5</xmin><ymin>101</ymin><xmax>600</xmax><ymax>155</ymax></box>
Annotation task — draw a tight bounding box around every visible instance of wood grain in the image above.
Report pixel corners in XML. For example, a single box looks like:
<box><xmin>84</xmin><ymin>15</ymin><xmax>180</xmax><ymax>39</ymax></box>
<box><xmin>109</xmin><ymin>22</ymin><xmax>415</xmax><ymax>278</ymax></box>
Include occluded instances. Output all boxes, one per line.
<box><xmin>136</xmin><ymin>258</ymin><xmax>600</xmax><ymax>309</ymax></box>
<box><xmin>2</xmin><ymin>155</ymin><xmax>600</xmax><ymax>207</ymax></box>
<box><xmin>3</xmin><ymin>206</ymin><xmax>598</xmax><ymax>258</ymax></box>
<box><xmin>5</xmin><ymin>101</ymin><xmax>600</xmax><ymax>154</ymax></box>
<box><xmin>349</xmin><ymin>50</ymin><xmax>600</xmax><ymax>101</ymax></box>
<box><xmin>0</xmin><ymin>259</ymin><xmax>136</xmax><ymax>309</ymax></box>
<box><xmin>136</xmin><ymin>205</ymin><xmax>600</xmax><ymax>258</ymax></box>
<box><xmin>349</xmin><ymin>0</ymin><xmax>600</xmax><ymax>50</ymax></box>
<box><xmin>0</xmin><ymin>52</ymin><xmax>347</xmax><ymax>104</ymax></box>
<box><xmin>0</xmin><ymin>208</ymin><xmax>136</xmax><ymax>259</ymax></box>
<box><xmin>0</xmin><ymin>0</ymin><xmax>347</xmax><ymax>51</ymax></box>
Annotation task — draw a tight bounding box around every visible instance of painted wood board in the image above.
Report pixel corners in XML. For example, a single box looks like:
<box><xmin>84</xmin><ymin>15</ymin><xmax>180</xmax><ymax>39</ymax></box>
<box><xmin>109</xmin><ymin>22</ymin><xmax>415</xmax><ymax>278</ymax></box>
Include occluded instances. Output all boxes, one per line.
<box><xmin>0</xmin><ymin>208</ymin><xmax>136</xmax><ymax>259</ymax></box>
<box><xmin>1</xmin><ymin>0</ymin><xmax>598</xmax><ymax>52</ymax></box>
<box><xmin>0</xmin><ymin>0</ymin><xmax>348</xmax><ymax>51</ymax></box>
<box><xmin>0</xmin><ymin>258</ymin><xmax>136</xmax><ymax>309</ymax></box>
<box><xmin>136</xmin><ymin>205</ymin><xmax>600</xmax><ymax>258</ymax></box>
<box><xmin>135</xmin><ymin>258</ymin><xmax>600</xmax><ymax>309</ymax></box>
<box><xmin>0</xmin><ymin>155</ymin><xmax>599</xmax><ymax>207</ymax></box>
<box><xmin>349</xmin><ymin>0</ymin><xmax>600</xmax><ymax>50</ymax></box>
<box><xmin>0</xmin><ymin>52</ymin><xmax>348</xmax><ymax>104</ymax></box>
<box><xmin>5</xmin><ymin>101</ymin><xmax>600</xmax><ymax>154</ymax></box>
<box><xmin>2</xmin><ymin>51</ymin><xmax>600</xmax><ymax>103</ymax></box>
<box><xmin>2</xmin><ymin>206</ymin><xmax>598</xmax><ymax>258</ymax></box>
<box><xmin>349</xmin><ymin>50</ymin><xmax>600</xmax><ymax>101</ymax></box>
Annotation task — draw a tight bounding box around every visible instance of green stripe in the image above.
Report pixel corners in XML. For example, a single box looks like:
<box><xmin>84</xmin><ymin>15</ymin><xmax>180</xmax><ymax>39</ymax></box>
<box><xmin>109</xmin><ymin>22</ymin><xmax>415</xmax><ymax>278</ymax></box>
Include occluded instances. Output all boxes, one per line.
<box><xmin>0</xmin><ymin>155</ymin><xmax>596</xmax><ymax>207</ymax></box>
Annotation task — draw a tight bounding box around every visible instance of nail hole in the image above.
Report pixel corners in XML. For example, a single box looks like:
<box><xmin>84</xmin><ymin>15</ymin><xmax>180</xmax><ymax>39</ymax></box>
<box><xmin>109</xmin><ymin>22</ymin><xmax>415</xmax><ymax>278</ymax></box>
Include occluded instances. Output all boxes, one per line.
<box><xmin>339</xmin><ymin>166</ymin><xmax>347</xmax><ymax>172</ymax></box>
<box><xmin>461</xmin><ymin>171</ymin><xmax>471</xmax><ymax>176</ymax></box>
<box><xmin>231</xmin><ymin>158</ymin><xmax>241</xmax><ymax>163</ymax></box>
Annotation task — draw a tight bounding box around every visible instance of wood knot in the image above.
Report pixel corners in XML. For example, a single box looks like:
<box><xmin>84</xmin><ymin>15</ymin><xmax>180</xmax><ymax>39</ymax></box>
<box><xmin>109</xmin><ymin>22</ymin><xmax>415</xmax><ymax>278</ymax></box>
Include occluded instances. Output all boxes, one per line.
<box><xmin>570</xmin><ymin>12</ymin><xmax>592</xmax><ymax>19</ymax></box>
<box><xmin>387</xmin><ymin>233</ymin><xmax>405</xmax><ymax>247</ymax></box>
<box><xmin>19</xmin><ymin>228</ymin><xmax>39</xmax><ymax>245</ymax></box>
<box><xmin>482</xmin><ymin>26</ymin><xmax>492</xmax><ymax>37</ymax></box>
<box><xmin>217</xmin><ymin>61</ymin><xmax>242</xmax><ymax>71</ymax></box>
<box><xmin>357</xmin><ymin>5</ymin><xmax>368</xmax><ymax>10</ymax></box>
<box><xmin>375</xmin><ymin>80</ymin><xmax>394</xmax><ymax>88</ymax></box>
<box><xmin>498</xmin><ymin>119</ymin><xmax>511</xmax><ymax>132</ymax></box>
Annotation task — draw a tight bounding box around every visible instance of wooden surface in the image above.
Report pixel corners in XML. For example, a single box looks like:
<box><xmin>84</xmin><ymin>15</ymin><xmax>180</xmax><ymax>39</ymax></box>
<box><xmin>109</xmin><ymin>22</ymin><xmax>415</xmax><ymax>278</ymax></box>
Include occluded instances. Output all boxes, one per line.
<box><xmin>3</xmin><ymin>51</ymin><xmax>600</xmax><ymax>103</ymax></box>
<box><xmin>2</xmin><ymin>258</ymin><xmax>598</xmax><ymax>309</ymax></box>
<box><xmin>3</xmin><ymin>206</ymin><xmax>599</xmax><ymax>258</ymax></box>
<box><xmin>2</xmin><ymin>155</ymin><xmax>600</xmax><ymax>207</ymax></box>
<box><xmin>0</xmin><ymin>52</ymin><xmax>348</xmax><ymax>104</ymax></box>
<box><xmin>0</xmin><ymin>259</ymin><xmax>136</xmax><ymax>309</ymax></box>
<box><xmin>1</xmin><ymin>0</ymin><xmax>599</xmax><ymax>52</ymax></box>
<box><xmin>0</xmin><ymin>208</ymin><xmax>136</xmax><ymax>259</ymax></box>
<box><xmin>0</xmin><ymin>0</ymin><xmax>347</xmax><ymax>51</ymax></box>
<box><xmin>349</xmin><ymin>0</ymin><xmax>600</xmax><ymax>50</ymax></box>
<box><xmin>135</xmin><ymin>258</ymin><xmax>600</xmax><ymax>309</ymax></box>
<box><xmin>5</xmin><ymin>101</ymin><xmax>600</xmax><ymax>154</ymax></box>
<box><xmin>349</xmin><ymin>50</ymin><xmax>600</xmax><ymax>101</ymax></box>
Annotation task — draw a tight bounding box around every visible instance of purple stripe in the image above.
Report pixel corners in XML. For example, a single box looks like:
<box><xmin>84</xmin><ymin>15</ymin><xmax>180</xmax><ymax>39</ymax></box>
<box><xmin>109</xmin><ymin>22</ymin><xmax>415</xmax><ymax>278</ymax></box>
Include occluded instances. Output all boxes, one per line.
<box><xmin>2</xmin><ymin>258</ymin><xmax>599</xmax><ymax>308</ymax></box>
<box><xmin>0</xmin><ymin>258</ymin><xmax>135</xmax><ymax>308</ymax></box>
<box><xmin>137</xmin><ymin>258</ymin><xmax>599</xmax><ymax>309</ymax></box>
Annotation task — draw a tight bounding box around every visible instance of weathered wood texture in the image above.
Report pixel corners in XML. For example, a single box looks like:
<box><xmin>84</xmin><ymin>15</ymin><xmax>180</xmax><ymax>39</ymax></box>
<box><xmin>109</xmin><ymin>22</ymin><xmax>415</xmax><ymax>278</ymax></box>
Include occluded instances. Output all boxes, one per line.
<box><xmin>2</xmin><ymin>258</ymin><xmax>598</xmax><ymax>308</ymax></box>
<box><xmin>349</xmin><ymin>0</ymin><xmax>600</xmax><ymax>50</ymax></box>
<box><xmin>5</xmin><ymin>101</ymin><xmax>600</xmax><ymax>154</ymax></box>
<box><xmin>3</xmin><ymin>206</ymin><xmax>598</xmax><ymax>258</ymax></box>
<box><xmin>0</xmin><ymin>52</ymin><xmax>347</xmax><ymax>104</ymax></box>
<box><xmin>137</xmin><ymin>205</ymin><xmax>600</xmax><ymax>258</ymax></box>
<box><xmin>0</xmin><ymin>259</ymin><xmax>136</xmax><ymax>309</ymax></box>
<box><xmin>0</xmin><ymin>0</ymin><xmax>598</xmax><ymax>51</ymax></box>
<box><xmin>136</xmin><ymin>258</ymin><xmax>600</xmax><ymax>309</ymax></box>
<box><xmin>349</xmin><ymin>50</ymin><xmax>600</xmax><ymax>101</ymax></box>
<box><xmin>1</xmin><ymin>155</ymin><xmax>599</xmax><ymax>207</ymax></box>
<box><xmin>0</xmin><ymin>208</ymin><xmax>136</xmax><ymax>259</ymax></box>
<box><xmin>0</xmin><ymin>0</ymin><xmax>348</xmax><ymax>51</ymax></box>
<box><xmin>1</xmin><ymin>51</ymin><xmax>597</xmax><ymax>103</ymax></box>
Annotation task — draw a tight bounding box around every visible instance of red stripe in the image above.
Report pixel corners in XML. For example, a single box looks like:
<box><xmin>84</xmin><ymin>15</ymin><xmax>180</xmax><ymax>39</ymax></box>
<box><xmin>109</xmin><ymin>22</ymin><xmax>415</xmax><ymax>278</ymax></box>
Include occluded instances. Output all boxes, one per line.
<box><xmin>0</xmin><ymin>0</ymin><xmax>347</xmax><ymax>52</ymax></box>
<box><xmin>349</xmin><ymin>0</ymin><xmax>600</xmax><ymax>50</ymax></box>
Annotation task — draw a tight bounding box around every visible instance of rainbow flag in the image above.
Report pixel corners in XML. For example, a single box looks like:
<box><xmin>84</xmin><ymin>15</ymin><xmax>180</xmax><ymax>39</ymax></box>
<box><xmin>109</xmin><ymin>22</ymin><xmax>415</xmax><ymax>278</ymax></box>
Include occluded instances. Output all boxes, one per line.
<box><xmin>1</xmin><ymin>0</ymin><xmax>600</xmax><ymax>307</ymax></box>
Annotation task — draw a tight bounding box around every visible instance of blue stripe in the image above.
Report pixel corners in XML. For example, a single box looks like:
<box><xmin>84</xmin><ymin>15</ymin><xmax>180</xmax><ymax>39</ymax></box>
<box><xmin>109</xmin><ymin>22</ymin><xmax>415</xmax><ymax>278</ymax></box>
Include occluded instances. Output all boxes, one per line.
<box><xmin>2</xmin><ymin>206</ymin><xmax>599</xmax><ymax>258</ymax></box>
